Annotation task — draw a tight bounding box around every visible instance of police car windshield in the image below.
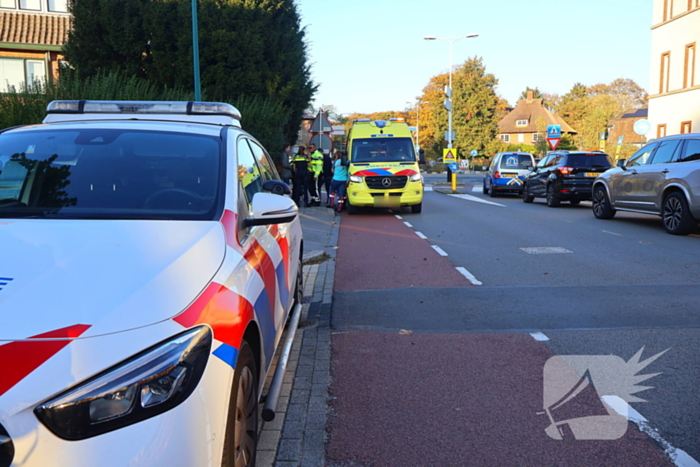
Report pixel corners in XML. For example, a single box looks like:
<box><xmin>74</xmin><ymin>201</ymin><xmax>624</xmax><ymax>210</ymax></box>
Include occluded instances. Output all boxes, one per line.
<box><xmin>0</xmin><ymin>128</ymin><xmax>221</xmax><ymax>220</ymax></box>
<box><xmin>351</xmin><ymin>138</ymin><xmax>415</xmax><ymax>163</ymax></box>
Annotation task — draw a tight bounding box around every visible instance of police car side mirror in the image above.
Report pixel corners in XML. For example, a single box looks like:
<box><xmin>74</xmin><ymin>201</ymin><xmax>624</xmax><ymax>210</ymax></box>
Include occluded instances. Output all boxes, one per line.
<box><xmin>245</xmin><ymin>192</ymin><xmax>298</xmax><ymax>227</ymax></box>
<box><xmin>263</xmin><ymin>179</ymin><xmax>291</xmax><ymax>196</ymax></box>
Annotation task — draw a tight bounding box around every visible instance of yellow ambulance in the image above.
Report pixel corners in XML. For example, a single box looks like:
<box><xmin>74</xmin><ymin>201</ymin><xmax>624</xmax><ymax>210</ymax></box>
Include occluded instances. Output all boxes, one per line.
<box><xmin>345</xmin><ymin>118</ymin><xmax>424</xmax><ymax>214</ymax></box>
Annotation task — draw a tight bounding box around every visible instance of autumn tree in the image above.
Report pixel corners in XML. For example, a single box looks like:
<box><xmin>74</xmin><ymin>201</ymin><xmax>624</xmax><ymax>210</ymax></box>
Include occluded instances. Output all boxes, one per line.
<box><xmin>417</xmin><ymin>57</ymin><xmax>500</xmax><ymax>159</ymax></box>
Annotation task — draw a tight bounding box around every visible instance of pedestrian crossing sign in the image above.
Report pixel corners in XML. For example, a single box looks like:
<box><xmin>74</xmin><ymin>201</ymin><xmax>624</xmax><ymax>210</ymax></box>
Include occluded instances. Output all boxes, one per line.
<box><xmin>443</xmin><ymin>148</ymin><xmax>457</xmax><ymax>163</ymax></box>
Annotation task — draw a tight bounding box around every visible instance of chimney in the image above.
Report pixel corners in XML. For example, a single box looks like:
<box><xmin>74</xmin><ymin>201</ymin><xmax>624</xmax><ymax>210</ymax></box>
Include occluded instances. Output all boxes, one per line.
<box><xmin>526</xmin><ymin>90</ymin><xmax>533</xmax><ymax>101</ymax></box>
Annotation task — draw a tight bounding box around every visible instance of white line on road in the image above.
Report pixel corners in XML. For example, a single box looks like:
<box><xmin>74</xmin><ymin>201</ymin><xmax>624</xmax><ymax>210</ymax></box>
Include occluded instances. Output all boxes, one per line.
<box><xmin>604</xmin><ymin>396</ymin><xmax>700</xmax><ymax>467</ymax></box>
<box><xmin>603</xmin><ymin>230</ymin><xmax>622</xmax><ymax>236</ymax></box>
<box><xmin>456</xmin><ymin>267</ymin><xmax>482</xmax><ymax>285</ymax></box>
<box><xmin>415</xmin><ymin>231</ymin><xmax>427</xmax><ymax>239</ymax></box>
<box><xmin>448</xmin><ymin>194</ymin><xmax>506</xmax><ymax>207</ymax></box>
<box><xmin>529</xmin><ymin>332</ymin><xmax>550</xmax><ymax>341</ymax></box>
<box><xmin>431</xmin><ymin>245</ymin><xmax>448</xmax><ymax>256</ymax></box>
<box><xmin>395</xmin><ymin>215</ymin><xmax>403</xmax><ymax>220</ymax></box>
<box><xmin>403</xmin><ymin>222</ymin><xmax>413</xmax><ymax>228</ymax></box>
<box><xmin>424</xmin><ymin>186</ymin><xmax>433</xmax><ymax>192</ymax></box>
<box><xmin>472</xmin><ymin>186</ymin><xmax>483</xmax><ymax>192</ymax></box>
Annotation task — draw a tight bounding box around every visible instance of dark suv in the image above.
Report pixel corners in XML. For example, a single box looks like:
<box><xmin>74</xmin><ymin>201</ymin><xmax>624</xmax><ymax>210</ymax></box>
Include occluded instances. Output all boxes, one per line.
<box><xmin>523</xmin><ymin>151</ymin><xmax>614</xmax><ymax>206</ymax></box>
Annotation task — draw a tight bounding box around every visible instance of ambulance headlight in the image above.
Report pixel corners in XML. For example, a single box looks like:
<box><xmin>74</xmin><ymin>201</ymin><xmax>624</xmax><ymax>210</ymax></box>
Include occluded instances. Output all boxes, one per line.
<box><xmin>349</xmin><ymin>175</ymin><xmax>363</xmax><ymax>184</ymax></box>
<box><xmin>409</xmin><ymin>173</ymin><xmax>422</xmax><ymax>182</ymax></box>
<box><xmin>35</xmin><ymin>326</ymin><xmax>211</xmax><ymax>440</ymax></box>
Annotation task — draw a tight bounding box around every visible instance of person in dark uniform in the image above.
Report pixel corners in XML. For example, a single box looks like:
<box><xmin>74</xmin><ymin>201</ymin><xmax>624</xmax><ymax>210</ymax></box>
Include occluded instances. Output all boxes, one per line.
<box><xmin>321</xmin><ymin>149</ymin><xmax>333</xmax><ymax>204</ymax></box>
<box><xmin>291</xmin><ymin>146</ymin><xmax>310</xmax><ymax>206</ymax></box>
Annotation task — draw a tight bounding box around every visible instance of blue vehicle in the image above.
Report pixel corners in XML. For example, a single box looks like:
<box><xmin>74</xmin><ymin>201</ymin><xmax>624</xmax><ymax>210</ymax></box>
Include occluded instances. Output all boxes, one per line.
<box><xmin>483</xmin><ymin>152</ymin><xmax>535</xmax><ymax>197</ymax></box>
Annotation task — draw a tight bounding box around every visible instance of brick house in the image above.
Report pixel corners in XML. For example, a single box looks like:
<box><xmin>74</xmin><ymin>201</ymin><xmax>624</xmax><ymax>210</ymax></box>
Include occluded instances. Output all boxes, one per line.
<box><xmin>498</xmin><ymin>90</ymin><xmax>576</xmax><ymax>145</ymax></box>
<box><xmin>0</xmin><ymin>2</ymin><xmax>70</xmax><ymax>92</ymax></box>
<box><xmin>606</xmin><ymin>106</ymin><xmax>648</xmax><ymax>149</ymax></box>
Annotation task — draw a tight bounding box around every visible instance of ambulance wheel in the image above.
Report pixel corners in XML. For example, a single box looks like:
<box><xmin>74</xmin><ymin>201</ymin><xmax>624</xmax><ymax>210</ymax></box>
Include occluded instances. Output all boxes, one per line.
<box><xmin>222</xmin><ymin>340</ymin><xmax>258</xmax><ymax>467</ymax></box>
<box><xmin>411</xmin><ymin>203</ymin><xmax>422</xmax><ymax>214</ymax></box>
<box><xmin>347</xmin><ymin>201</ymin><xmax>358</xmax><ymax>215</ymax></box>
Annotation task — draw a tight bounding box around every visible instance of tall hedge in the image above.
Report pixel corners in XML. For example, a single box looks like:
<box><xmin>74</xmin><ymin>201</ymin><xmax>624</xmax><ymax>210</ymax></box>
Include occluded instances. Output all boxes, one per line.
<box><xmin>63</xmin><ymin>0</ymin><xmax>315</xmax><ymax>146</ymax></box>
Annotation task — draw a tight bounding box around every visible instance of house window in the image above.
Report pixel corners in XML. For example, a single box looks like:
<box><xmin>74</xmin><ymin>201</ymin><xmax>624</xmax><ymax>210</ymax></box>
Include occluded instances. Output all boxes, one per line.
<box><xmin>684</xmin><ymin>43</ymin><xmax>696</xmax><ymax>88</ymax></box>
<box><xmin>0</xmin><ymin>58</ymin><xmax>46</xmax><ymax>92</ymax></box>
<box><xmin>532</xmin><ymin>133</ymin><xmax>543</xmax><ymax>143</ymax></box>
<box><xmin>681</xmin><ymin>121</ymin><xmax>692</xmax><ymax>133</ymax></box>
<box><xmin>516</xmin><ymin>119</ymin><xmax>528</xmax><ymax>127</ymax></box>
<box><xmin>19</xmin><ymin>0</ymin><xmax>40</xmax><ymax>10</ymax></box>
<box><xmin>500</xmin><ymin>134</ymin><xmax>510</xmax><ymax>143</ymax></box>
<box><xmin>660</xmin><ymin>52</ymin><xmax>671</xmax><ymax>93</ymax></box>
<box><xmin>0</xmin><ymin>0</ymin><xmax>15</xmax><ymax>8</ymax></box>
<box><xmin>48</xmin><ymin>0</ymin><xmax>67</xmax><ymax>12</ymax></box>
<box><xmin>663</xmin><ymin>0</ymin><xmax>674</xmax><ymax>20</ymax></box>
<box><xmin>657</xmin><ymin>124</ymin><xmax>667</xmax><ymax>138</ymax></box>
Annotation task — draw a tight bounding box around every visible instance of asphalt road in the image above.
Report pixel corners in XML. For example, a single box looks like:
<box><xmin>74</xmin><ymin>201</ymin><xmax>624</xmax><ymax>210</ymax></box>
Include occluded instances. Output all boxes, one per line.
<box><xmin>327</xmin><ymin>177</ymin><xmax>700</xmax><ymax>466</ymax></box>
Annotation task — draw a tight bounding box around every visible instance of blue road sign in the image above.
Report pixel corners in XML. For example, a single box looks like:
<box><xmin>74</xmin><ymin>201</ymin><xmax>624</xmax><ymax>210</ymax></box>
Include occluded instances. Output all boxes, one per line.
<box><xmin>448</xmin><ymin>162</ymin><xmax>459</xmax><ymax>171</ymax></box>
<box><xmin>547</xmin><ymin>125</ymin><xmax>561</xmax><ymax>138</ymax></box>
<box><xmin>470</xmin><ymin>149</ymin><xmax>478</xmax><ymax>157</ymax></box>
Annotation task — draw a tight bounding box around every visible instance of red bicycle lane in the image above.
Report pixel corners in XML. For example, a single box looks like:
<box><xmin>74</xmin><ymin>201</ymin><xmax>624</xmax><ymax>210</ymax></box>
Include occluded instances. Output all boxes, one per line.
<box><xmin>326</xmin><ymin>211</ymin><xmax>673</xmax><ymax>467</ymax></box>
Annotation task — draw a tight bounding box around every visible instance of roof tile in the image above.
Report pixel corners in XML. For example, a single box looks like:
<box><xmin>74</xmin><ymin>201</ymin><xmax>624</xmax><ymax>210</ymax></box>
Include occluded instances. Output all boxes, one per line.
<box><xmin>0</xmin><ymin>11</ymin><xmax>70</xmax><ymax>46</ymax></box>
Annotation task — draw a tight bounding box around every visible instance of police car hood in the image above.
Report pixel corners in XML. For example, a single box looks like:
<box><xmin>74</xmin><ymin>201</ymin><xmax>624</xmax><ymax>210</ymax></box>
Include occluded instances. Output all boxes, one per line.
<box><xmin>0</xmin><ymin>219</ymin><xmax>225</xmax><ymax>340</ymax></box>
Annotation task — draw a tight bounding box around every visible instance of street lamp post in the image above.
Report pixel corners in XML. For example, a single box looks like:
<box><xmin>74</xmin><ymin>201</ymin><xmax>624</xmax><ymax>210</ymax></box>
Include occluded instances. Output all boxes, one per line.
<box><xmin>424</xmin><ymin>33</ymin><xmax>478</xmax><ymax>190</ymax></box>
<box><xmin>406</xmin><ymin>100</ymin><xmax>421</xmax><ymax>151</ymax></box>
<box><xmin>424</xmin><ymin>33</ymin><xmax>478</xmax><ymax>150</ymax></box>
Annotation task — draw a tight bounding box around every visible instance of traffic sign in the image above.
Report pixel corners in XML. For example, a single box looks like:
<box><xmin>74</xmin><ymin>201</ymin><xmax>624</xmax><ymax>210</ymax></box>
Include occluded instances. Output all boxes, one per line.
<box><xmin>448</xmin><ymin>162</ymin><xmax>458</xmax><ymax>171</ymax></box>
<box><xmin>470</xmin><ymin>149</ymin><xmax>478</xmax><ymax>157</ymax></box>
<box><xmin>547</xmin><ymin>137</ymin><xmax>561</xmax><ymax>150</ymax></box>
<box><xmin>633</xmin><ymin>119</ymin><xmax>651</xmax><ymax>136</ymax></box>
<box><xmin>309</xmin><ymin>133</ymin><xmax>333</xmax><ymax>152</ymax></box>
<box><xmin>547</xmin><ymin>125</ymin><xmax>561</xmax><ymax>137</ymax></box>
<box><xmin>443</xmin><ymin>148</ymin><xmax>457</xmax><ymax>163</ymax></box>
<box><xmin>310</xmin><ymin>111</ymin><xmax>333</xmax><ymax>133</ymax></box>
<box><xmin>546</xmin><ymin>124</ymin><xmax>562</xmax><ymax>150</ymax></box>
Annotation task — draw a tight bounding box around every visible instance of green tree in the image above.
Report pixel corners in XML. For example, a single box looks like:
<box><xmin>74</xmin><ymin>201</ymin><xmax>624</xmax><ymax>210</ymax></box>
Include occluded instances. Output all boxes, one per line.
<box><xmin>64</xmin><ymin>0</ymin><xmax>315</xmax><ymax>147</ymax></box>
<box><xmin>451</xmin><ymin>57</ymin><xmax>501</xmax><ymax>156</ymax></box>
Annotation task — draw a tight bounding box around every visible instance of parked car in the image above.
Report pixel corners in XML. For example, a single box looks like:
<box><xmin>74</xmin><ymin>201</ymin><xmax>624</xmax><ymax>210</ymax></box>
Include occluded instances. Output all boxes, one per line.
<box><xmin>0</xmin><ymin>100</ymin><xmax>304</xmax><ymax>466</ymax></box>
<box><xmin>592</xmin><ymin>133</ymin><xmax>700</xmax><ymax>235</ymax></box>
<box><xmin>483</xmin><ymin>152</ymin><xmax>534</xmax><ymax>197</ymax></box>
<box><xmin>523</xmin><ymin>151</ymin><xmax>614</xmax><ymax>206</ymax></box>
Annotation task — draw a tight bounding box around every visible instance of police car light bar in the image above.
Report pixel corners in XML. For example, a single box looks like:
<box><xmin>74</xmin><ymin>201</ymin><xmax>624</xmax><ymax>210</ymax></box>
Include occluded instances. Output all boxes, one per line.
<box><xmin>46</xmin><ymin>100</ymin><xmax>242</xmax><ymax>121</ymax></box>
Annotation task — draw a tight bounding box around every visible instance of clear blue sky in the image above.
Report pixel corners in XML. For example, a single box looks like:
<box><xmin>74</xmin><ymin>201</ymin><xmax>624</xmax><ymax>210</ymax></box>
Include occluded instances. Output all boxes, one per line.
<box><xmin>296</xmin><ymin>0</ymin><xmax>652</xmax><ymax>115</ymax></box>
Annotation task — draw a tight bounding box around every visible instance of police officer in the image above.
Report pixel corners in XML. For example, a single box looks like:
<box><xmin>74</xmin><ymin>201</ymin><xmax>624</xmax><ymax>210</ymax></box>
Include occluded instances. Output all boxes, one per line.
<box><xmin>291</xmin><ymin>146</ymin><xmax>310</xmax><ymax>206</ymax></box>
<box><xmin>308</xmin><ymin>143</ymin><xmax>323</xmax><ymax>206</ymax></box>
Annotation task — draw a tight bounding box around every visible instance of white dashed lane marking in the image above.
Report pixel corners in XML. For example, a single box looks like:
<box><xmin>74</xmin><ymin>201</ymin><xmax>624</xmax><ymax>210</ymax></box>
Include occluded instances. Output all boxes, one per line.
<box><xmin>403</xmin><ymin>222</ymin><xmax>413</xmax><ymax>228</ymax></box>
<box><xmin>415</xmin><ymin>231</ymin><xmax>427</xmax><ymax>239</ymax></box>
<box><xmin>449</xmin><ymin>193</ymin><xmax>506</xmax><ymax>207</ymax></box>
<box><xmin>456</xmin><ymin>267</ymin><xmax>482</xmax><ymax>286</ymax></box>
<box><xmin>431</xmin><ymin>245</ymin><xmax>448</xmax><ymax>256</ymax></box>
<box><xmin>529</xmin><ymin>332</ymin><xmax>550</xmax><ymax>341</ymax></box>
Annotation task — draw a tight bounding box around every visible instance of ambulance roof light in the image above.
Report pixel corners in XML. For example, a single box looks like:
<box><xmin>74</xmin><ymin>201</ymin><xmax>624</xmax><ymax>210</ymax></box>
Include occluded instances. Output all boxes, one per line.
<box><xmin>375</xmin><ymin>120</ymin><xmax>387</xmax><ymax>128</ymax></box>
<box><xmin>389</xmin><ymin>118</ymin><xmax>404</xmax><ymax>122</ymax></box>
<box><xmin>354</xmin><ymin>118</ymin><xmax>371</xmax><ymax>123</ymax></box>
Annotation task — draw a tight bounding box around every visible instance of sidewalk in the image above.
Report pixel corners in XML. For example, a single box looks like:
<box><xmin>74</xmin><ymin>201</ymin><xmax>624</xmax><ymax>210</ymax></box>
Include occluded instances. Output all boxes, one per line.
<box><xmin>257</xmin><ymin>204</ymin><xmax>340</xmax><ymax>467</ymax></box>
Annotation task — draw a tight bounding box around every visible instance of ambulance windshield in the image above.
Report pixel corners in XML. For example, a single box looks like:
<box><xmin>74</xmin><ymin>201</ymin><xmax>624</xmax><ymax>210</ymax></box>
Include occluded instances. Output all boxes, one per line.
<box><xmin>351</xmin><ymin>138</ymin><xmax>415</xmax><ymax>163</ymax></box>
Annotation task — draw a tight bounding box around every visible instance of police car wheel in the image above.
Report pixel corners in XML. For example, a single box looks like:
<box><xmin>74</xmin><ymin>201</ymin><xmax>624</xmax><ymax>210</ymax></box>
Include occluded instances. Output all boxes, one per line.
<box><xmin>222</xmin><ymin>340</ymin><xmax>258</xmax><ymax>467</ymax></box>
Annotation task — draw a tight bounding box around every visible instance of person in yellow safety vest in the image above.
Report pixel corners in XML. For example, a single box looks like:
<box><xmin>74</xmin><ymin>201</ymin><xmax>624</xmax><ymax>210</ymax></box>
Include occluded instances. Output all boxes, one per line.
<box><xmin>308</xmin><ymin>143</ymin><xmax>323</xmax><ymax>206</ymax></box>
<box><xmin>291</xmin><ymin>146</ymin><xmax>311</xmax><ymax>206</ymax></box>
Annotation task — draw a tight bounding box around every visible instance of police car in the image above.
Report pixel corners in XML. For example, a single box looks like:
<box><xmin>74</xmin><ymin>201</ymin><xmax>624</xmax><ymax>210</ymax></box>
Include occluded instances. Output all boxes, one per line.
<box><xmin>0</xmin><ymin>101</ymin><xmax>303</xmax><ymax>466</ymax></box>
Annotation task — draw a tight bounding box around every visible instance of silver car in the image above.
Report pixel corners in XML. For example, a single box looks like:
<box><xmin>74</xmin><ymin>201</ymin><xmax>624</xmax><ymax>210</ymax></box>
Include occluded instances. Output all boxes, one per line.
<box><xmin>591</xmin><ymin>133</ymin><xmax>700</xmax><ymax>235</ymax></box>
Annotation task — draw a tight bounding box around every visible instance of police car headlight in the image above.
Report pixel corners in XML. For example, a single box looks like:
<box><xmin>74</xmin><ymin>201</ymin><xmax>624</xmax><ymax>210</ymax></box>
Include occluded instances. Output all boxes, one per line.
<box><xmin>409</xmin><ymin>173</ymin><xmax>422</xmax><ymax>183</ymax></box>
<box><xmin>349</xmin><ymin>175</ymin><xmax>363</xmax><ymax>184</ymax></box>
<box><xmin>35</xmin><ymin>326</ymin><xmax>211</xmax><ymax>440</ymax></box>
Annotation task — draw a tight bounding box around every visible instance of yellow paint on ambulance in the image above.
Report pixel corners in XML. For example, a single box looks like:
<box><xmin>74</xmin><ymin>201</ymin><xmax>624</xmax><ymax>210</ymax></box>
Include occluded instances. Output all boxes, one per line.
<box><xmin>345</xmin><ymin>119</ymin><xmax>424</xmax><ymax>214</ymax></box>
